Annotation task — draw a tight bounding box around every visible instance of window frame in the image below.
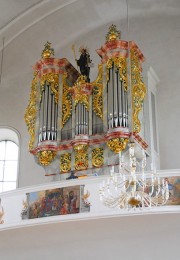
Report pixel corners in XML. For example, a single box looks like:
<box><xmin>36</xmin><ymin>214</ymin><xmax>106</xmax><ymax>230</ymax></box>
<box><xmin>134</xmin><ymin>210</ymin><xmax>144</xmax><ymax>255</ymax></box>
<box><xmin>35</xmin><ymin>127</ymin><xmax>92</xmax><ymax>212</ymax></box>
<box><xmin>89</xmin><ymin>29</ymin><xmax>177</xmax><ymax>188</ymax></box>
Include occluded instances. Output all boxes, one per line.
<box><xmin>0</xmin><ymin>127</ymin><xmax>20</xmax><ymax>193</ymax></box>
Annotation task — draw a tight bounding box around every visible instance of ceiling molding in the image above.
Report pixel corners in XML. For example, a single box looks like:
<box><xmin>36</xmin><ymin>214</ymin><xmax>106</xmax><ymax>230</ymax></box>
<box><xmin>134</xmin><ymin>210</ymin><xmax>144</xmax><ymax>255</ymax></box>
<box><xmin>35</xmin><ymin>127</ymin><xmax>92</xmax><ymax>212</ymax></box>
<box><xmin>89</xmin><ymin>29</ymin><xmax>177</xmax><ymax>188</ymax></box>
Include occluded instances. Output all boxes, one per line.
<box><xmin>0</xmin><ymin>0</ymin><xmax>78</xmax><ymax>51</ymax></box>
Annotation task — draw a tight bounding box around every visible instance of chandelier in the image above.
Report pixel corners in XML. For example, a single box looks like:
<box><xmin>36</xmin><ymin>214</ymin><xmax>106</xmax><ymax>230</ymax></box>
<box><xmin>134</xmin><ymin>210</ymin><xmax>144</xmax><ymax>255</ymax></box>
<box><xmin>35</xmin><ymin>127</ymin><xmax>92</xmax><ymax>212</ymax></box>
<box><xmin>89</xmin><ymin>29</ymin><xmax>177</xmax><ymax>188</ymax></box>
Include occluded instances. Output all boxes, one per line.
<box><xmin>99</xmin><ymin>142</ymin><xmax>169</xmax><ymax>209</ymax></box>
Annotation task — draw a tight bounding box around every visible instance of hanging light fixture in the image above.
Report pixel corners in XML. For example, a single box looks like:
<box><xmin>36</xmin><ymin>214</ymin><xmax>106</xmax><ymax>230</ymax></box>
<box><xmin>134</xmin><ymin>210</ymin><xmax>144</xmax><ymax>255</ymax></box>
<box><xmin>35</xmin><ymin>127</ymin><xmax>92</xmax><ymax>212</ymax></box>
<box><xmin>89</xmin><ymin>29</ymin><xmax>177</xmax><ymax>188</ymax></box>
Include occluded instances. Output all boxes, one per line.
<box><xmin>99</xmin><ymin>142</ymin><xmax>169</xmax><ymax>209</ymax></box>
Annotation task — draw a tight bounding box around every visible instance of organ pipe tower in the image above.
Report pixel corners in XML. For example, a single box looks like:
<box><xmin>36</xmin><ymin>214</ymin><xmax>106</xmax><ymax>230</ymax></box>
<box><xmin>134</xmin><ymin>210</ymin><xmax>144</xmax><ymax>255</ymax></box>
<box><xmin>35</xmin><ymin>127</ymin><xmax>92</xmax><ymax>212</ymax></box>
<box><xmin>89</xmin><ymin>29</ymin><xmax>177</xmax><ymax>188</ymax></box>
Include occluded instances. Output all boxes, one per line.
<box><xmin>25</xmin><ymin>25</ymin><xmax>148</xmax><ymax>177</ymax></box>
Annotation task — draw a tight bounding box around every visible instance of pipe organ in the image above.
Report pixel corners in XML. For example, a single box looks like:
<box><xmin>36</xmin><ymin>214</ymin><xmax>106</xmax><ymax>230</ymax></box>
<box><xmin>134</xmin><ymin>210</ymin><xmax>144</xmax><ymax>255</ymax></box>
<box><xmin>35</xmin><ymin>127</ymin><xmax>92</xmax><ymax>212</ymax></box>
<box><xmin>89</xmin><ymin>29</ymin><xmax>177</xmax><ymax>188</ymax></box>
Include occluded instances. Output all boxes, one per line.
<box><xmin>25</xmin><ymin>25</ymin><xmax>149</xmax><ymax>177</ymax></box>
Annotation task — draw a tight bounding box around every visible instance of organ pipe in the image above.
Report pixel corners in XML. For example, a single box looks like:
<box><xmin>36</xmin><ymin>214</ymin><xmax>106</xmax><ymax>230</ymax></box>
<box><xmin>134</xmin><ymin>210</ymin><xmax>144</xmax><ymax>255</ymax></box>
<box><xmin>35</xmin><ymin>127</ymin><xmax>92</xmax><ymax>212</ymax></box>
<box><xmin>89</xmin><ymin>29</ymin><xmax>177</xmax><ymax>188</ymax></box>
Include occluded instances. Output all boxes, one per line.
<box><xmin>75</xmin><ymin>103</ymin><xmax>89</xmax><ymax>135</ymax></box>
<box><xmin>107</xmin><ymin>64</ymin><xmax>128</xmax><ymax>129</ymax></box>
<box><xmin>38</xmin><ymin>81</ymin><xmax>58</xmax><ymax>142</ymax></box>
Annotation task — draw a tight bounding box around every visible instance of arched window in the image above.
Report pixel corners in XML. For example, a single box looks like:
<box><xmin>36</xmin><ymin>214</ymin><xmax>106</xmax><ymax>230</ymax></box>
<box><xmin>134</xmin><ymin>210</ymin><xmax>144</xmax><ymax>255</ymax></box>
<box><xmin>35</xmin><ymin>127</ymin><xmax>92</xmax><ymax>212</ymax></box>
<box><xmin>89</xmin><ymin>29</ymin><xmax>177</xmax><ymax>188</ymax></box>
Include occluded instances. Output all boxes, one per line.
<box><xmin>0</xmin><ymin>128</ymin><xmax>20</xmax><ymax>193</ymax></box>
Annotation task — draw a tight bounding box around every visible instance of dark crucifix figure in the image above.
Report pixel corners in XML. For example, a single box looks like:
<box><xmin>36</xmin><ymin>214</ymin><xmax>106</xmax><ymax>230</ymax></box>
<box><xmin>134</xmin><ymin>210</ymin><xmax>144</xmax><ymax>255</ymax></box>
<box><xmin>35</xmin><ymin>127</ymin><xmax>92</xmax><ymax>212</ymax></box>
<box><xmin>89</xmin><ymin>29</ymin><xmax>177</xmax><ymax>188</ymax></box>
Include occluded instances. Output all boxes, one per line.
<box><xmin>76</xmin><ymin>48</ymin><xmax>92</xmax><ymax>82</ymax></box>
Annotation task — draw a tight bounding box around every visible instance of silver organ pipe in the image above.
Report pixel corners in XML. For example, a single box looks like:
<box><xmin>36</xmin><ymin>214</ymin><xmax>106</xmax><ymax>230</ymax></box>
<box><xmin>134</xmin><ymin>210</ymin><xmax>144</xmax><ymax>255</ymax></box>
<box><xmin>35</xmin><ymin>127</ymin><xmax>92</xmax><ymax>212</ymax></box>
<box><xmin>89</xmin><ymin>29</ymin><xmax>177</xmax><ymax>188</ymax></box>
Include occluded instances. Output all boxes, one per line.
<box><xmin>55</xmin><ymin>102</ymin><xmax>58</xmax><ymax>140</ymax></box>
<box><xmin>107</xmin><ymin>63</ymin><xmax>128</xmax><ymax>129</ymax></box>
<box><xmin>107</xmin><ymin>68</ymin><xmax>113</xmax><ymax>129</ymax></box>
<box><xmin>39</xmin><ymin>89</ymin><xmax>44</xmax><ymax>142</ymax></box>
<box><xmin>75</xmin><ymin>104</ymin><xmax>78</xmax><ymax>135</ymax></box>
<box><xmin>38</xmin><ymin>81</ymin><xmax>58</xmax><ymax>142</ymax></box>
<box><xmin>86</xmin><ymin>109</ymin><xmax>89</xmax><ymax>134</ymax></box>
<box><xmin>113</xmin><ymin>66</ymin><xmax>118</xmax><ymax>127</ymax></box>
<box><xmin>75</xmin><ymin>103</ymin><xmax>89</xmax><ymax>135</ymax></box>
<box><xmin>82</xmin><ymin>104</ymin><xmax>85</xmax><ymax>134</ymax></box>
<box><xmin>46</xmin><ymin>85</ymin><xmax>50</xmax><ymax>140</ymax></box>
<box><xmin>117</xmin><ymin>70</ymin><xmax>121</xmax><ymax>127</ymax></box>
<box><xmin>43</xmin><ymin>82</ymin><xmax>47</xmax><ymax>140</ymax></box>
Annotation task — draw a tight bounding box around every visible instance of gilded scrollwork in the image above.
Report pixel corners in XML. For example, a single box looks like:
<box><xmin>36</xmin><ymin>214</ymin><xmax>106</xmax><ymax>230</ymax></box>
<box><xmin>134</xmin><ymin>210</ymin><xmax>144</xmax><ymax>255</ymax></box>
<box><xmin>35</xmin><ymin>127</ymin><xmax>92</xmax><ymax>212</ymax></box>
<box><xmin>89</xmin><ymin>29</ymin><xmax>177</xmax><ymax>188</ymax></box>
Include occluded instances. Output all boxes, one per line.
<box><xmin>106</xmin><ymin>57</ymin><xmax>128</xmax><ymax>91</ymax></box>
<box><xmin>92</xmin><ymin>64</ymin><xmax>103</xmax><ymax>119</ymax></box>
<box><xmin>37</xmin><ymin>150</ymin><xmax>57</xmax><ymax>166</ymax></box>
<box><xmin>62</xmin><ymin>74</ymin><xmax>72</xmax><ymax>127</ymax></box>
<box><xmin>119</xmin><ymin>57</ymin><xmax>128</xmax><ymax>91</ymax></box>
<box><xmin>40</xmin><ymin>73</ymin><xmax>59</xmax><ymax>104</ymax></box>
<box><xmin>131</xmin><ymin>48</ymin><xmax>146</xmax><ymax>133</ymax></box>
<box><xmin>74</xmin><ymin>144</ymin><xmax>88</xmax><ymax>171</ymax></box>
<box><xmin>74</xmin><ymin>75</ymin><xmax>89</xmax><ymax>110</ymax></box>
<box><xmin>24</xmin><ymin>72</ymin><xmax>39</xmax><ymax>151</ymax></box>
<box><xmin>60</xmin><ymin>153</ymin><xmax>71</xmax><ymax>173</ymax></box>
<box><xmin>107</xmin><ymin>138</ymin><xmax>129</xmax><ymax>153</ymax></box>
<box><xmin>92</xmin><ymin>148</ymin><xmax>104</xmax><ymax>167</ymax></box>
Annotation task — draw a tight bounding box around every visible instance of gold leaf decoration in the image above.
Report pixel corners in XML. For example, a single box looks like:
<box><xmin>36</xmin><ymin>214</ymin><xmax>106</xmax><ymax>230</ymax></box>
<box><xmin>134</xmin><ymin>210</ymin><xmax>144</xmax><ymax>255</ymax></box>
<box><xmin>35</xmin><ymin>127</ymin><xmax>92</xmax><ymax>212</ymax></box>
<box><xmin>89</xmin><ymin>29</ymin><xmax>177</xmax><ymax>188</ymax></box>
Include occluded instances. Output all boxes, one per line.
<box><xmin>92</xmin><ymin>148</ymin><xmax>104</xmax><ymax>167</ymax></box>
<box><xmin>40</xmin><ymin>73</ymin><xmax>59</xmax><ymax>104</ymax></box>
<box><xmin>106</xmin><ymin>57</ymin><xmax>128</xmax><ymax>91</ymax></box>
<box><xmin>106</xmin><ymin>24</ymin><xmax>121</xmax><ymax>42</ymax></box>
<box><xmin>37</xmin><ymin>150</ymin><xmax>57</xmax><ymax>166</ymax></box>
<box><xmin>60</xmin><ymin>153</ymin><xmax>71</xmax><ymax>173</ymax></box>
<box><xmin>131</xmin><ymin>48</ymin><xmax>146</xmax><ymax>133</ymax></box>
<box><xmin>24</xmin><ymin>72</ymin><xmax>39</xmax><ymax>151</ymax></box>
<box><xmin>62</xmin><ymin>74</ymin><xmax>72</xmax><ymax>127</ymax></box>
<box><xmin>107</xmin><ymin>138</ymin><xmax>129</xmax><ymax>153</ymax></box>
<box><xmin>74</xmin><ymin>75</ymin><xmax>89</xmax><ymax>110</ymax></box>
<box><xmin>74</xmin><ymin>144</ymin><xmax>88</xmax><ymax>171</ymax></box>
<box><xmin>41</xmin><ymin>41</ymin><xmax>54</xmax><ymax>58</ymax></box>
<box><xmin>92</xmin><ymin>64</ymin><xmax>103</xmax><ymax>119</ymax></box>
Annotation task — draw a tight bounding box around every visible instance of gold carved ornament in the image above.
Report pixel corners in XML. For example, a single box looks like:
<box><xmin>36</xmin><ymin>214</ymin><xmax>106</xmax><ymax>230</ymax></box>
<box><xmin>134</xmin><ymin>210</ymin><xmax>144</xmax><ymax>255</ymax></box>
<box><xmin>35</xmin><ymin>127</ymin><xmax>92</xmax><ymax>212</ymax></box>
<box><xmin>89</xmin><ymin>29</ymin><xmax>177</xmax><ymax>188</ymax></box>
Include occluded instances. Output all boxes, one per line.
<box><xmin>37</xmin><ymin>150</ymin><xmax>57</xmax><ymax>166</ymax></box>
<box><xmin>107</xmin><ymin>138</ymin><xmax>129</xmax><ymax>153</ymax></box>
<box><xmin>74</xmin><ymin>75</ymin><xmax>89</xmax><ymax>110</ymax></box>
<box><xmin>92</xmin><ymin>148</ymin><xmax>104</xmax><ymax>168</ymax></box>
<box><xmin>106</xmin><ymin>57</ymin><xmax>128</xmax><ymax>91</ymax></box>
<box><xmin>74</xmin><ymin>144</ymin><xmax>88</xmax><ymax>171</ymax></box>
<box><xmin>62</xmin><ymin>74</ymin><xmax>72</xmax><ymax>127</ymax></box>
<box><xmin>41</xmin><ymin>41</ymin><xmax>54</xmax><ymax>58</ymax></box>
<box><xmin>105</xmin><ymin>24</ymin><xmax>121</xmax><ymax>42</ymax></box>
<box><xmin>60</xmin><ymin>153</ymin><xmax>71</xmax><ymax>173</ymax></box>
<box><xmin>40</xmin><ymin>73</ymin><xmax>59</xmax><ymax>104</ymax></box>
<box><xmin>24</xmin><ymin>72</ymin><xmax>39</xmax><ymax>151</ymax></box>
<box><xmin>92</xmin><ymin>64</ymin><xmax>103</xmax><ymax>119</ymax></box>
<box><xmin>131</xmin><ymin>48</ymin><xmax>146</xmax><ymax>133</ymax></box>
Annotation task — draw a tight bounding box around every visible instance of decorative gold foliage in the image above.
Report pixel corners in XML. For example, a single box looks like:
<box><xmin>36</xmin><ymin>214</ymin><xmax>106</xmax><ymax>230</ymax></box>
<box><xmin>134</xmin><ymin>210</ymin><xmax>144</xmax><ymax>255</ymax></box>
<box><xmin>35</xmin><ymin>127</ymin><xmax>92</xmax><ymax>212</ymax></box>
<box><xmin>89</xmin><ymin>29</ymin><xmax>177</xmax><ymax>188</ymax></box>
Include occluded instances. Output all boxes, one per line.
<box><xmin>37</xmin><ymin>150</ymin><xmax>57</xmax><ymax>166</ymax></box>
<box><xmin>74</xmin><ymin>144</ymin><xmax>88</xmax><ymax>171</ymax></box>
<box><xmin>24</xmin><ymin>72</ymin><xmax>39</xmax><ymax>151</ymax></box>
<box><xmin>92</xmin><ymin>148</ymin><xmax>104</xmax><ymax>167</ymax></box>
<box><xmin>74</xmin><ymin>75</ymin><xmax>89</xmax><ymax>110</ymax></box>
<box><xmin>60</xmin><ymin>153</ymin><xmax>71</xmax><ymax>173</ymax></box>
<box><xmin>62</xmin><ymin>74</ymin><xmax>72</xmax><ymax>127</ymax></box>
<box><xmin>107</xmin><ymin>138</ymin><xmax>129</xmax><ymax>153</ymax></box>
<box><xmin>41</xmin><ymin>41</ymin><xmax>54</xmax><ymax>58</ymax></box>
<box><xmin>40</xmin><ymin>73</ymin><xmax>59</xmax><ymax>104</ymax></box>
<box><xmin>119</xmin><ymin>57</ymin><xmax>128</xmax><ymax>91</ymax></box>
<box><xmin>106</xmin><ymin>57</ymin><xmax>128</xmax><ymax>91</ymax></box>
<box><xmin>106</xmin><ymin>24</ymin><xmax>121</xmax><ymax>42</ymax></box>
<box><xmin>131</xmin><ymin>48</ymin><xmax>146</xmax><ymax>133</ymax></box>
<box><xmin>92</xmin><ymin>64</ymin><xmax>103</xmax><ymax>119</ymax></box>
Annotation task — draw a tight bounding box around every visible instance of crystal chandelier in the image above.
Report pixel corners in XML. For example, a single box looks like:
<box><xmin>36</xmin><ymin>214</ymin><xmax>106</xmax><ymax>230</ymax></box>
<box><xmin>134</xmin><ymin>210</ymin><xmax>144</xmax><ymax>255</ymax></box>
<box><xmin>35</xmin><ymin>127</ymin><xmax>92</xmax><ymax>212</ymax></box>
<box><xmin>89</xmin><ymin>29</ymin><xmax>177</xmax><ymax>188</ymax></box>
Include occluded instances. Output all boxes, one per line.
<box><xmin>99</xmin><ymin>142</ymin><xmax>169</xmax><ymax>209</ymax></box>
